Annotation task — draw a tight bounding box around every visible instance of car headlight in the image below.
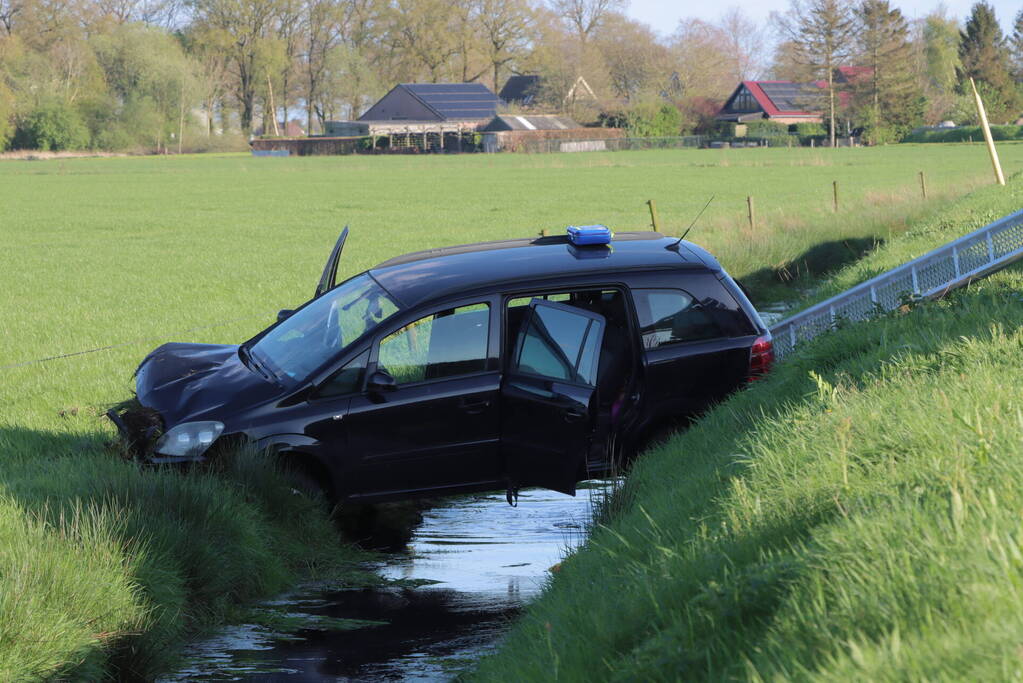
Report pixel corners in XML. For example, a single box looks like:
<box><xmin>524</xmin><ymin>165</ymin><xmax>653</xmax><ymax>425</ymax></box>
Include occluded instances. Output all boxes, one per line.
<box><xmin>153</xmin><ymin>421</ymin><xmax>225</xmax><ymax>458</ymax></box>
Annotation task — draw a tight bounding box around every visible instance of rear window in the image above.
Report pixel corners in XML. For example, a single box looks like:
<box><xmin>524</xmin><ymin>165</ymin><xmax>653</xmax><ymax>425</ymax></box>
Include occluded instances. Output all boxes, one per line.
<box><xmin>633</xmin><ymin>281</ymin><xmax>754</xmax><ymax>349</ymax></box>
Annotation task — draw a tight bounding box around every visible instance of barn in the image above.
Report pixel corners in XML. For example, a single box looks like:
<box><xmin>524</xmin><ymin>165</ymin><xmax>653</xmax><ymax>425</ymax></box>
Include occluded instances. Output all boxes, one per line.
<box><xmin>479</xmin><ymin>114</ymin><xmax>624</xmax><ymax>153</ymax></box>
<box><xmin>359</xmin><ymin>82</ymin><xmax>500</xmax><ymax>124</ymax></box>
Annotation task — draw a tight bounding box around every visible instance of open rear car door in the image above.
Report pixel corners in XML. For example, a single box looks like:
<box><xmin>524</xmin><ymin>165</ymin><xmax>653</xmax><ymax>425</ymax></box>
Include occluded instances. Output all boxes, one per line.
<box><xmin>502</xmin><ymin>300</ymin><xmax>605</xmax><ymax>496</ymax></box>
<box><xmin>315</xmin><ymin>226</ymin><xmax>349</xmax><ymax>298</ymax></box>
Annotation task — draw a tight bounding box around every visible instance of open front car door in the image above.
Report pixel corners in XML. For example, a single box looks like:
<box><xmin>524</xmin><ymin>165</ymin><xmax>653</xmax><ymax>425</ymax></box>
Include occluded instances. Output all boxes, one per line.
<box><xmin>501</xmin><ymin>300</ymin><xmax>605</xmax><ymax>496</ymax></box>
<box><xmin>315</xmin><ymin>226</ymin><xmax>349</xmax><ymax>298</ymax></box>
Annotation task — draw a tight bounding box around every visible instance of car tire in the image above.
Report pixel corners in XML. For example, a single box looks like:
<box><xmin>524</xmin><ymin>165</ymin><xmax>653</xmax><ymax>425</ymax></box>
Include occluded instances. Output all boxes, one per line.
<box><xmin>285</xmin><ymin>466</ymin><xmax>330</xmax><ymax>506</ymax></box>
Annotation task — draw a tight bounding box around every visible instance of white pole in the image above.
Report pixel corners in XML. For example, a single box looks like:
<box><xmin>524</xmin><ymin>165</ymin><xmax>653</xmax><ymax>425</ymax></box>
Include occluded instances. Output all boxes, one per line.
<box><xmin>970</xmin><ymin>77</ymin><xmax>1005</xmax><ymax>186</ymax></box>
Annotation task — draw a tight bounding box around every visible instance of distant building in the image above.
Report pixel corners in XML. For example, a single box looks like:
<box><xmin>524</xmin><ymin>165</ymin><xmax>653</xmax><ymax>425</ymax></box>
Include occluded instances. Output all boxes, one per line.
<box><xmin>716</xmin><ymin>68</ymin><xmax>872</xmax><ymax>125</ymax></box>
<box><xmin>358</xmin><ymin>82</ymin><xmax>500</xmax><ymax>125</ymax></box>
<box><xmin>716</xmin><ymin>81</ymin><xmax>826</xmax><ymax>125</ymax></box>
<box><xmin>480</xmin><ymin>114</ymin><xmax>579</xmax><ymax>132</ymax></box>
<box><xmin>479</xmin><ymin>114</ymin><xmax>623</xmax><ymax>153</ymax></box>
<box><xmin>499</xmin><ymin>75</ymin><xmax>541</xmax><ymax>106</ymax></box>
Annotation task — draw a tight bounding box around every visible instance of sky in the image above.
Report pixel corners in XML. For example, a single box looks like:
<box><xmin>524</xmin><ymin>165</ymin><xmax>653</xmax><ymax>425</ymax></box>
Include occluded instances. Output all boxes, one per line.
<box><xmin>625</xmin><ymin>0</ymin><xmax>1021</xmax><ymax>39</ymax></box>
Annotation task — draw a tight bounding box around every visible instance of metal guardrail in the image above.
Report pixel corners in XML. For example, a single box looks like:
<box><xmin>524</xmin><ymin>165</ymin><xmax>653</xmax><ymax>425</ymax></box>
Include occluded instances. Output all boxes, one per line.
<box><xmin>770</xmin><ymin>207</ymin><xmax>1023</xmax><ymax>358</ymax></box>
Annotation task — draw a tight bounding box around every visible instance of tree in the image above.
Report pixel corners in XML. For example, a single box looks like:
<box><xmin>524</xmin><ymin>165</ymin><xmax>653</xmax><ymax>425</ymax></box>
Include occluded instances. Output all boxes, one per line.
<box><xmin>717</xmin><ymin>7</ymin><xmax>765</xmax><ymax>83</ymax></box>
<box><xmin>385</xmin><ymin>0</ymin><xmax>461</xmax><ymax>82</ymax></box>
<box><xmin>923</xmin><ymin>9</ymin><xmax>960</xmax><ymax>94</ymax></box>
<box><xmin>773</xmin><ymin>0</ymin><xmax>856</xmax><ymax>147</ymax></box>
<box><xmin>91</xmin><ymin>23</ymin><xmax>197</xmax><ymax>150</ymax></box>
<box><xmin>595</xmin><ymin>13</ymin><xmax>668</xmax><ymax>103</ymax></box>
<box><xmin>475</xmin><ymin>0</ymin><xmax>533</xmax><ymax>93</ymax></box>
<box><xmin>0</xmin><ymin>0</ymin><xmax>22</xmax><ymax>34</ymax></box>
<box><xmin>958</xmin><ymin>2</ymin><xmax>1017</xmax><ymax>122</ymax></box>
<box><xmin>668</xmin><ymin>19</ymin><xmax>733</xmax><ymax>101</ymax></box>
<box><xmin>854</xmin><ymin>0</ymin><xmax>922</xmax><ymax>141</ymax></box>
<box><xmin>188</xmin><ymin>0</ymin><xmax>282</xmax><ymax>132</ymax></box>
<box><xmin>1010</xmin><ymin>9</ymin><xmax>1023</xmax><ymax>80</ymax></box>
<box><xmin>549</xmin><ymin>0</ymin><xmax>623</xmax><ymax>43</ymax></box>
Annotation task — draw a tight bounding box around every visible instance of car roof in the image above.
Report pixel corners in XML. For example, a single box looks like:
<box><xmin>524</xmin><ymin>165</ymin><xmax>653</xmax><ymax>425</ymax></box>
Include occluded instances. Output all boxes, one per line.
<box><xmin>368</xmin><ymin>231</ymin><xmax>722</xmax><ymax>308</ymax></box>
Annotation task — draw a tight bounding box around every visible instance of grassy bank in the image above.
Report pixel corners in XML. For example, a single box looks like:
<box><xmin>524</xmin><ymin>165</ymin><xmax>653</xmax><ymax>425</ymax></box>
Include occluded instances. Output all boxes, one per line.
<box><xmin>473</xmin><ymin>177</ymin><xmax>1023</xmax><ymax>679</ymax></box>
<box><xmin>1</xmin><ymin>147</ymin><xmax>1017</xmax><ymax>678</ymax></box>
<box><xmin>0</xmin><ymin>443</ymin><xmax>373</xmax><ymax>680</ymax></box>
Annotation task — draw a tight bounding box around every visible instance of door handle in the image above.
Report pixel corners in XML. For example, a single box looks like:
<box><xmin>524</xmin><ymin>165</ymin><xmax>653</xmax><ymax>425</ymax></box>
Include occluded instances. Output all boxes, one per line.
<box><xmin>563</xmin><ymin>407</ymin><xmax>586</xmax><ymax>422</ymax></box>
<box><xmin>460</xmin><ymin>398</ymin><xmax>491</xmax><ymax>414</ymax></box>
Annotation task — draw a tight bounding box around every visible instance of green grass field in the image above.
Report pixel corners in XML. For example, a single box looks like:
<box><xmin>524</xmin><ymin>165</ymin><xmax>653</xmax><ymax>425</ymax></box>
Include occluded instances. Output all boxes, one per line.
<box><xmin>2</xmin><ymin>143</ymin><xmax>1023</xmax><ymax>678</ymax></box>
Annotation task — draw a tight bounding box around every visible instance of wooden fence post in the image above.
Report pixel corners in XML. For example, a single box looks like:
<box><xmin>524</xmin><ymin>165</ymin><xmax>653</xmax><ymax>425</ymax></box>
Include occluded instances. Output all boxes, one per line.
<box><xmin>919</xmin><ymin>171</ymin><xmax>927</xmax><ymax>199</ymax></box>
<box><xmin>747</xmin><ymin>196</ymin><xmax>756</xmax><ymax>233</ymax></box>
<box><xmin>833</xmin><ymin>180</ymin><xmax>839</xmax><ymax>212</ymax></box>
<box><xmin>647</xmin><ymin>199</ymin><xmax>661</xmax><ymax>232</ymax></box>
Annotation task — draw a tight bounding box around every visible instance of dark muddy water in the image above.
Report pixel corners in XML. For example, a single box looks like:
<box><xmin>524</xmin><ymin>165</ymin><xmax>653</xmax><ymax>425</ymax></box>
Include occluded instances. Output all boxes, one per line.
<box><xmin>159</xmin><ymin>485</ymin><xmax>607</xmax><ymax>681</ymax></box>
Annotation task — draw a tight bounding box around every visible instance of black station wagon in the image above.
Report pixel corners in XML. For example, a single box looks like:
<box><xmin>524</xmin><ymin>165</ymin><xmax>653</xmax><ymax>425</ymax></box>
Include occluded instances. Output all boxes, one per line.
<box><xmin>111</xmin><ymin>227</ymin><xmax>773</xmax><ymax>503</ymax></box>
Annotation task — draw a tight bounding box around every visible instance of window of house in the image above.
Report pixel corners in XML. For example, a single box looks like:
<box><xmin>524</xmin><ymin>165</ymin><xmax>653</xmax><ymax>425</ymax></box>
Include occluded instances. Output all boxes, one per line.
<box><xmin>377</xmin><ymin>303</ymin><xmax>490</xmax><ymax>384</ymax></box>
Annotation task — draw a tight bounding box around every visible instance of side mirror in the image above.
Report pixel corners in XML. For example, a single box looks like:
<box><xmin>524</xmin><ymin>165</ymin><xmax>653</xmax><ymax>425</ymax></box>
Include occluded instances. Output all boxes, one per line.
<box><xmin>367</xmin><ymin>370</ymin><xmax>397</xmax><ymax>394</ymax></box>
<box><xmin>277</xmin><ymin>309</ymin><xmax>295</xmax><ymax>323</ymax></box>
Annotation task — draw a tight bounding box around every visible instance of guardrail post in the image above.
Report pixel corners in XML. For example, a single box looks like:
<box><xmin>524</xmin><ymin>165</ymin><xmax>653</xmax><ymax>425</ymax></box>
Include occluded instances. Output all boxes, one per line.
<box><xmin>911</xmin><ymin>265</ymin><xmax>919</xmax><ymax>294</ymax></box>
<box><xmin>953</xmin><ymin>246</ymin><xmax>960</xmax><ymax>277</ymax></box>
<box><xmin>987</xmin><ymin>231</ymin><xmax>995</xmax><ymax>261</ymax></box>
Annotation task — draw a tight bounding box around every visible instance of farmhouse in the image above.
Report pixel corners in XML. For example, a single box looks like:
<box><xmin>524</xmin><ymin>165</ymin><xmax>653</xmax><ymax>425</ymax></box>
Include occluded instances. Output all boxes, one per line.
<box><xmin>716</xmin><ymin>68</ymin><xmax>872</xmax><ymax>125</ymax></box>
<box><xmin>716</xmin><ymin>81</ymin><xmax>825</xmax><ymax>125</ymax></box>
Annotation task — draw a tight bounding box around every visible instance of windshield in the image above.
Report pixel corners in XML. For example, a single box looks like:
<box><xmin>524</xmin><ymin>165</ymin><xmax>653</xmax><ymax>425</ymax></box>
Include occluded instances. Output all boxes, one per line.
<box><xmin>249</xmin><ymin>273</ymin><xmax>400</xmax><ymax>383</ymax></box>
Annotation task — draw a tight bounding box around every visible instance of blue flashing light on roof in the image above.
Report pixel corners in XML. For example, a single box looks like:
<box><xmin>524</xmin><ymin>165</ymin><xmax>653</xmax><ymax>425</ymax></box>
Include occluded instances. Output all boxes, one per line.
<box><xmin>567</xmin><ymin>224</ymin><xmax>613</xmax><ymax>246</ymax></box>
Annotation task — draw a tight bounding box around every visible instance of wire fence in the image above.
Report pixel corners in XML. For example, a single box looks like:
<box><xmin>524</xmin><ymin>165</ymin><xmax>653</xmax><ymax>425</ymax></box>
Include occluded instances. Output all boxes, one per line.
<box><xmin>770</xmin><ymin>207</ymin><xmax>1023</xmax><ymax>358</ymax></box>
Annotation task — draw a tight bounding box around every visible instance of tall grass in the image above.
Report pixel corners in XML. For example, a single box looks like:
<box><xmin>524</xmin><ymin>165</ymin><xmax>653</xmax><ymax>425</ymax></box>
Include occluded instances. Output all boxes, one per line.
<box><xmin>0</xmin><ymin>445</ymin><xmax>367</xmax><ymax>679</ymax></box>
<box><xmin>473</xmin><ymin>174</ymin><xmax>1023</xmax><ymax>680</ymax></box>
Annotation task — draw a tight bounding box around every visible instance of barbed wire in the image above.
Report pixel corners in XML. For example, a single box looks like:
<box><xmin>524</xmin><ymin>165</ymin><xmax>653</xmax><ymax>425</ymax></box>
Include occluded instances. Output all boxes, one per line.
<box><xmin>1</xmin><ymin>312</ymin><xmax>274</xmax><ymax>371</ymax></box>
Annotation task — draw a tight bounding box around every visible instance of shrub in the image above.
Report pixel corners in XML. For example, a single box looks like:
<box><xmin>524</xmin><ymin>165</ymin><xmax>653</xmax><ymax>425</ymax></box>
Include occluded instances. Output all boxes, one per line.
<box><xmin>0</xmin><ymin>83</ymin><xmax>13</xmax><ymax>151</ymax></box>
<box><xmin>745</xmin><ymin>120</ymin><xmax>789</xmax><ymax>137</ymax></box>
<box><xmin>13</xmin><ymin>102</ymin><xmax>90</xmax><ymax>151</ymax></box>
<box><xmin>625</xmin><ymin>102</ymin><xmax>683</xmax><ymax>138</ymax></box>
<box><xmin>794</xmin><ymin>122</ymin><xmax>826</xmax><ymax>137</ymax></box>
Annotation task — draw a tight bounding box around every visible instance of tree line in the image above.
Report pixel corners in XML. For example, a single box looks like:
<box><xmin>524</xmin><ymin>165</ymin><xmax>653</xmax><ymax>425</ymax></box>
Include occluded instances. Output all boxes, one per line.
<box><xmin>0</xmin><ymin>0</ymin><xmax>1021</xmax><ymax>151</ymax></box>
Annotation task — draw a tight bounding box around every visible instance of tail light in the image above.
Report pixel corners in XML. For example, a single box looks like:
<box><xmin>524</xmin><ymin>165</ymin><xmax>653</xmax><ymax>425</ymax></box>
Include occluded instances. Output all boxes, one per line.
<box><xmin>748</xmin><ymin>335</ymin><xmax>774</xmax><ymax>380</ymax></box>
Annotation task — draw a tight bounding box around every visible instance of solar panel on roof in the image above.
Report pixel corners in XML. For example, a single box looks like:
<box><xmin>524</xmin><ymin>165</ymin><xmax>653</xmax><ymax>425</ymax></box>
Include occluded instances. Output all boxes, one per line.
<box><xmin>759</xmin><ymin>83</ymin><xmax>822</xmax><ymax>112</ymax></box>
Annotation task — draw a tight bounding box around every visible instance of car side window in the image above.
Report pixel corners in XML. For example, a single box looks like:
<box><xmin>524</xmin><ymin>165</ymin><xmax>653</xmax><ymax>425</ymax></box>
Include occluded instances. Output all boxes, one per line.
<box><xmin>316</xmin><ymin>349</ymin><xmax>369</xmax><ymax>398</ymax></box>
<box><xmin>377</xmin><ymin>303</ymin><xmax>490</xmax><ymax>385</ymax></box>
<box><xmin>634</xmin><ymin>288</ymin><xmax>728</xmax><ymax>348</ymax></box>
<box><xmin>514</xmin><ymin>304</ymin><xmax>601</xmax><ymax>385</ymax></box>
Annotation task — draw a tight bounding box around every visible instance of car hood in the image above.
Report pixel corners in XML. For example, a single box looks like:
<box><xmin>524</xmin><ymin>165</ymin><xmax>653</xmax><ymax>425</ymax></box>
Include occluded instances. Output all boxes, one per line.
<box><xmin>135</xmin><ymin>342</ymin><xmax>278</xmax><ymax>427</ymax></box>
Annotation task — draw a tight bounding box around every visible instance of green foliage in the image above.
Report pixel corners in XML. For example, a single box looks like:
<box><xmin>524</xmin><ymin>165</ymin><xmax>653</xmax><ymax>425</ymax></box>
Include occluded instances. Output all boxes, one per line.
<box><xmin>924</xmin><ymin>11</ymin><xmax>963</xmax><ymax>94</ymax></box>
<box><xmin>12</xmin><ymin>101</ymin><xmax>90</xmax><ymax>151</ymax></box>
<box><xmin>901</xmin><ymin>124</ymin><xmax>1023</xmax><ymax>142</ymax></box>
<box><xmin>745</xmin><ymin>120</ymin><xmax>789</xmax><ymax>137</ymax></box>
<box><xmin>0</xmin><ymin>82</ymin><xmax>13</xmax><ymax>151</ymax></box>
<box><xmin>474</xmin><ymin>174</ymin><xmax>1023</xmax><ymax>682</ymax></box>
<box><xmin>793</xmin><ymin>122</ymin><xmax>826</xmax><ymax>137</ymax></box>
<box><xmin>958</xmin><ymin>2</ymin><xmax>1020</xmax><ymax>122</ymax></box>
<box><xmin>625</xmin><ymin>101</ymin><xmax>683</xmax><ymax>138</ymax></box>
<box><xmin>853</xmin><ymin>1</ymin><xmax>925</xmax><ymax>137</ymax></box>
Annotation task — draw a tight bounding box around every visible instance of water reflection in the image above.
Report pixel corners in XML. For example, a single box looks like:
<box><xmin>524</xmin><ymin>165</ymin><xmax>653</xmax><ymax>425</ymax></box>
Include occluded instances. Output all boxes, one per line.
<box><xmin>160</xmin><ymin>485</ymin><xmax>606</xmax><ymax>681</ymax></box>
